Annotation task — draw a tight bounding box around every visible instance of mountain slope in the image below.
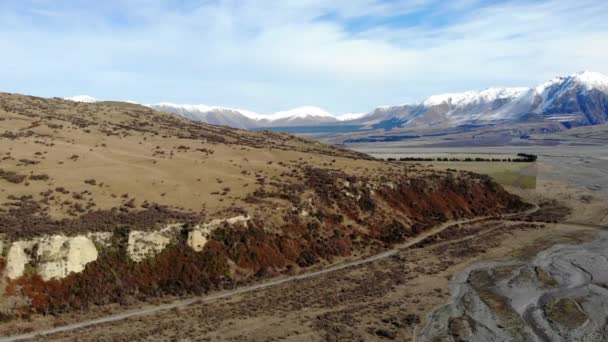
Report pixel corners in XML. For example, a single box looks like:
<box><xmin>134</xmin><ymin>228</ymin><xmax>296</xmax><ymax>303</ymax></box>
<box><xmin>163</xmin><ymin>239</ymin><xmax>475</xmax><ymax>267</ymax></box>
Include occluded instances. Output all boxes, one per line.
<box><xmin>147</xmin><ymin>104</ymin><xmax>341</xmax><ymax>128</ymax></box>
<box><xmin>356</xmin><ymin>71</ymin><xmax>608</xmax><ymax>130</ymax></box>
<box><xmin>149</xmin><ymin>103</ymin><xmax>260</xmax><ymax>129</ymax></box>
<box><xmin>532</xmin><ymin>71</ymin><xmax>608</xmax><ymax>125</ymax></box>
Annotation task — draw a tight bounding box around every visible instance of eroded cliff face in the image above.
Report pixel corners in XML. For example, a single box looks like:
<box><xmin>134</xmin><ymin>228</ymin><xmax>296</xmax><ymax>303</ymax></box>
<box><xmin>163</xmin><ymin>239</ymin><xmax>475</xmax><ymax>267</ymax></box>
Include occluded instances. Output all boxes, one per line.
<box><xmin>3</xmin><ymin>235</ymin><xmax>103</xmax><ymax>281</ymax></box>
<box><xmin>127</xmin><ymin>226</ymin><xmax>177</xmax><ymax>263</ymax></box>
<box><xmin>187</xmin><ymin>215</ymin><xmax>250</xmax><ymax>252</ymax></box>
<box><xmin>0</xmin><ymin>169</ymin><xmax>530</xmax><ymax>316</ymax></box>
<box><xmin>0</xmin><ymin>217</ymin><xmax>250</xmax><ymax>282</ymax></box>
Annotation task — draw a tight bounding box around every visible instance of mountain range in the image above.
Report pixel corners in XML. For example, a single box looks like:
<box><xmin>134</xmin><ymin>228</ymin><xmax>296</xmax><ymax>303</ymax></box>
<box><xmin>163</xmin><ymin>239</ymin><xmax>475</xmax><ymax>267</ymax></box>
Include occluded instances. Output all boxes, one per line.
<box><xmin>146</xmin><ymin>104</ymin><xmax>357</xmax><ymax>129</ymax></box>
<box><xmin>355</xmin><ymin>70</ymin><xmax>608</xmax><ymax>131</ymax></box>
<box><xmin>66</xmin><ymin>71</ymin><xmax>608</xmax><ymax>131</ymax></box>
<box><xmin>64</xmin><ymin>96</ymin><xmax>363</xmax><ymax>129</ymax></box>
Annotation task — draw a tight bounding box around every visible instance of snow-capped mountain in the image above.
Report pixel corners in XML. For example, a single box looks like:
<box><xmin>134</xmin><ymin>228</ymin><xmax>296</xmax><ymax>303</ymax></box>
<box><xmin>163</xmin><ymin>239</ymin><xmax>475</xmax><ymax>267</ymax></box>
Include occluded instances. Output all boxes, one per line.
<box><xmin>147</xmin><ymin>104</ymin><xmax>344</xmax><ymax>128</ymax></box>
<box><xmin>336</xmin><ymin>112</ymin><xmax>367</xmax><ymax>121</ymax></box>
<box><xmin>352</xmin><ymin>71</ymin><xmax>608</xmax><ymax>130</ymax></box>
<box><xmin>256</xmin><ymin>106</ymin><xmax>339</xmax><ymax>127</ymax></box>
<box><xmin>422</xmin><ymin>87</ymin><xmax>529</xmax><ymax>107</ymax></box>
<box><xmin>62</xmin><ymin>98</ymin><xmax>344</xmax><ymax>128</ymax></box>
<box><xmin>152</xmin><ymin>71</ymin><xmax>608</xmax><ymax>131</ymax></box>
<box><xmin>65</xmin><ymin>95</ymin><xmax>97</xmax><ymax>103</ymax></box>
<box><xmin>532</xmin><ymin>71</ymin><xmax>608</xmax><ymax>125</ymax></box>
<box><xmin>348</xmin><ymin>87</ymin><xmax>533</xmax><ymax>129</ymax></box>
<box><xmin>149</xmin><ymin>103</ymin><xmax>259</xmax><ymax>129</ymax></box>
<box><xmin>267</xmin><ymin>106</ymin><xmax>333</xmax><ymax>120</ymax></box>
<box><xmin>65</xmin><ymin>71</ymin><xmax>608</xmax><ymax>131</ymax></box>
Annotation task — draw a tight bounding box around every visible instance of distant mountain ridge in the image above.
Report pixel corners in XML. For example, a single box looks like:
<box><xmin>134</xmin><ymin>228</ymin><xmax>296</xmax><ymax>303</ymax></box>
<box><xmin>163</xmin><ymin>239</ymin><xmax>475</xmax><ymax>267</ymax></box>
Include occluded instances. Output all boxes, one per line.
<box><xmin>65</xmin><ymin>71</ymin><xmax>608</xmax><ymax>130</ymax></box>
<box><xmin>64</xmin><ymin>96</ymin><xmax>356</xmax><ymax>129</ymax></box>
<box><xmin>147</xmin><ymin>104</ymin><xmax>357</xmax><ymax>129</ymax></box>
<box><xmin>65</xmin><ymin>95</ymin><xmax>97</xmax><ymax>103</ymax></box>
<box><xmin>350</xmin><ymin>71</ymin><xmax>608</xmax><ymax>130</ymax></box>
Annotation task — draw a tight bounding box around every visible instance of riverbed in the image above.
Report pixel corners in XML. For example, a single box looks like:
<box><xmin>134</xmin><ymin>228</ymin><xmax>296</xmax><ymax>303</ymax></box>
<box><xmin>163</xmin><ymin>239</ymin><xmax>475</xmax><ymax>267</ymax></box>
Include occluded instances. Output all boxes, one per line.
<box><xmin>419</xmin><ymin>231</ymin><xmax>608</xmax><ymax>341</ymax></box>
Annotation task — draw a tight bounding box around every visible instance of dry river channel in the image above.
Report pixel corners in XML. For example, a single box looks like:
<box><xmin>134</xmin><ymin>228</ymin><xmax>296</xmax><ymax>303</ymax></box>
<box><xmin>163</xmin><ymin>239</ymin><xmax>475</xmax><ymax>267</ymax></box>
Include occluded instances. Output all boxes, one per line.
<box><xmin>419</xmin><ymin>230</ymin><xmax>608</xmax><ymax>342</ymax></box>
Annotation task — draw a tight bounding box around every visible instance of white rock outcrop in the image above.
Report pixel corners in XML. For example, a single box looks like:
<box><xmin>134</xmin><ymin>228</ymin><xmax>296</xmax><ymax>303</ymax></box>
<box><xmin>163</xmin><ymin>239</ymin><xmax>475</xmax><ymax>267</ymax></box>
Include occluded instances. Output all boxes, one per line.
<box><xmin>187</xmin><ymin>228</ymin><xmax>210</xmax><ymax>252</ymax></box>
<box><xmin>5</xmin><ymin>236</ymin><xmax>99</xmax><ymax>280</ymax></box>
<box><xmin>36</xmin><ymin>236</ymin><xmax>99</xmax><ymax>280</ymax></box>
<box><xmin>5</xmin><ymin>241</ymin><xmax>35</xmax><ymax>279</ymax></box>
<box><xmin>1</xmin><ymin>216</ymin><xmax>251</xmax><ymax>279</ymax></box>
<box><xmin>206</xmin><ymin>215</ymin><xmax>250</xmax><ymax>227</ymax></box>
<box><xmin>87</xmin><ymin>232</ymin><xmax>113</xmax><ymax>248</ymax></box>
<box><xmin>127</xmin><ymin>224</ymin><xmax>181</xmax><ymax>262</ymax></box>
<box><xmin>187</xmin><ymin>215</ymin><xmax>250</xmax><ymax>252</ymax></box>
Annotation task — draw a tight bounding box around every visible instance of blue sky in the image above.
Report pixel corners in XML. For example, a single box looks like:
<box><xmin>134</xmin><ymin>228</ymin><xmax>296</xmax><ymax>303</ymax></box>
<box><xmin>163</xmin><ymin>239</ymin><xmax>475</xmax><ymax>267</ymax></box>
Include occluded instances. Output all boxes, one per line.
<box><xmin>1</xmin><ymin>0</ymin><xmax>607</xmax><ymax>114</ymax></box>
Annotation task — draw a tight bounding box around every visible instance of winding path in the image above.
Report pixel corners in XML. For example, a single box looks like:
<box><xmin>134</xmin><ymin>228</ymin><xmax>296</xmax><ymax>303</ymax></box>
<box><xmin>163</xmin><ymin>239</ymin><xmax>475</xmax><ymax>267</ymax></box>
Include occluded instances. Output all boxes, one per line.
<box><xmin>0</xmin><ymin>207</ymin><xmax>539</xmax><ymax>342</ymax></box>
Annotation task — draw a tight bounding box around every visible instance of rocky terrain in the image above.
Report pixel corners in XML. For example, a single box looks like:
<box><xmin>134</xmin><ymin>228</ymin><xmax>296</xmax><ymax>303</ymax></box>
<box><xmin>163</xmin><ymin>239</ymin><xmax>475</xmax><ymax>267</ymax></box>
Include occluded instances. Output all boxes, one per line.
<box><xmin>0</xmin><ymin>92</ymin><xmax>528</xmax><ymax>319</ymax></box>
<box><xmin>420</xmin><ymin>231</ymin><xmax>608</xmax><ymax>341</ymax></box>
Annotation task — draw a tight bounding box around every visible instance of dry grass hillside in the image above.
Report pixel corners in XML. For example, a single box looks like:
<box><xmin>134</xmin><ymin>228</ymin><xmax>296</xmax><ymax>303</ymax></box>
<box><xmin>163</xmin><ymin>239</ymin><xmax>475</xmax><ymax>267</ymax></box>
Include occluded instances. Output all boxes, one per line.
<box><xmin>0</xmin><ymin>93</ymin><xmax>367</xmax><ymax>235</ymax></box>
<box><xmin>0</xmin><ymin>92</ymin><xmax>529</xmax><ymax>316</ymax></box>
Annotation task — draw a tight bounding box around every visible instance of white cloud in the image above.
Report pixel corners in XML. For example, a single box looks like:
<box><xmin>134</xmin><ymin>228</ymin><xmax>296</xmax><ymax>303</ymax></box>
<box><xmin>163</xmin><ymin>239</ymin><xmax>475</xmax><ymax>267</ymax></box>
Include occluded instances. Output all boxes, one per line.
<box><xmin>0</xmin><ymin>0</ymin><xmax>606</xmax><ymax>113</ymax></box>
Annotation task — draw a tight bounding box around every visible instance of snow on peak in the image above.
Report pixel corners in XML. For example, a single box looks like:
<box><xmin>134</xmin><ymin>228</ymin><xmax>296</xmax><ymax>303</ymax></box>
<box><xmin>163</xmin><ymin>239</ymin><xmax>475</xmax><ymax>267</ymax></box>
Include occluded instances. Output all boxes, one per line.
<box><xmin>152</xmin><ymin>103</ymin><xmax>260</xmax><ymax>119</ymax></box>
<box><xmin>423</xmin><ymin>87</ymin><xmax>529</xmax><ymax>107</ymax></box>
<box><xmin>150</xmin><ymin>103</ymin><xmax>340</xmax><ymax>122</ymax></box>
<box><xmin>336</xmin><ymin>112</ymin><xmax>366</xmax><ymax>121</ymax></box>
<box><xmin>572</xmin><ymin>70</ymin><xmax>608</xmax><ymax>90</ymax></box>
<box><xmin>267</xmin><ymin>106</ymin><xmax>333</xmax><ymax>120</ymax></box>
<box><xmin>536</xmin><ymin>70</ymin><xmax>608</xmax><ymax>94</ymax></box>
<box><xmin>65</xmin><ymin>95</ymin><xmax>97</xmax><ymax>103</ymax></box>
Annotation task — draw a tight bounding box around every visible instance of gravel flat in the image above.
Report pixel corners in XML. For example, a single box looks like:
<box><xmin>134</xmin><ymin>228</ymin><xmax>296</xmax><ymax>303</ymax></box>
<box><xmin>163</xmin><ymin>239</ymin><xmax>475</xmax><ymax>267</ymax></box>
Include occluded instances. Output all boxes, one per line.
<box><xmin>419</xmin><ymin>230</ymin><xmax>608</xmax><ymax>342</ymax></box>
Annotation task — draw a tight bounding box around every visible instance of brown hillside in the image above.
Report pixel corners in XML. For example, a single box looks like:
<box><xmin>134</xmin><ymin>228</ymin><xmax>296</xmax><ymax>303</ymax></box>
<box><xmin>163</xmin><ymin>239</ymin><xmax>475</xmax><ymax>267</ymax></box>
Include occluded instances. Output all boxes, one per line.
<box><xmin>0</xmin><ymin>92</ymin><xmax>529</xmax><ymax>315</ymax></box>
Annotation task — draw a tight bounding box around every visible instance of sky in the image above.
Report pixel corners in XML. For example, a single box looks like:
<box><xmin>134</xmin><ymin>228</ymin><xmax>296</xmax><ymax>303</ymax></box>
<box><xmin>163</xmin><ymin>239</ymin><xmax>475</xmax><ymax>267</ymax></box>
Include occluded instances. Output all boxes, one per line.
<box><xmin>0</xmin><ymin>0</ymin><xmax>607</xmax><ymax>114</ymax></box>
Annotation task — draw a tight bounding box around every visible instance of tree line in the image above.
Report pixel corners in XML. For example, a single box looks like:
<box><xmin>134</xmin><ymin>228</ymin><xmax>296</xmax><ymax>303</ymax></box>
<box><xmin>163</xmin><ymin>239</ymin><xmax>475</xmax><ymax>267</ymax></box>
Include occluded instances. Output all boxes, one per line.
<box><xmin>386</xmin><ymin>153</ymin><xmax>538</xmax><ymax>163</ymax></box>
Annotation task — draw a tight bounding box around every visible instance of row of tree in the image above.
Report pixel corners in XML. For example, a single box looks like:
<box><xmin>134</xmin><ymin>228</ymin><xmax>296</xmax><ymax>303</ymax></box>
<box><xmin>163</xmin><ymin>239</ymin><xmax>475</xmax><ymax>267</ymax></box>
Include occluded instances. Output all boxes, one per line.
<box><xmin>386</xmin><ymin>153</ymin><xmax>538</xmax><ymax>163</ymax></box>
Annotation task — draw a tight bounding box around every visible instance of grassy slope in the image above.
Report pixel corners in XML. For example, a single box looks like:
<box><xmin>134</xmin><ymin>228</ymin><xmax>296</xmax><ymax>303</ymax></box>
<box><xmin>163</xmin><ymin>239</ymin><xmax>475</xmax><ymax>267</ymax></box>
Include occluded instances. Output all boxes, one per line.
<box><xmin>375</xmin><ymin>158</ymin><xmax>537</xmax><ymax>190</ymax></box>
<box><xmin>0</xmin><ymin>92</ymin><xmax>530</xmax><ymax>315</ymax></box>
<box><xmin>430</xmin><ymin>161</ymin><xmax>537</xmax><ymax>189</ymax></box>
<box><xmin>0</xmin><ymin>93</ymin><xmax>372</xmax><ymax>232</ymax></box>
